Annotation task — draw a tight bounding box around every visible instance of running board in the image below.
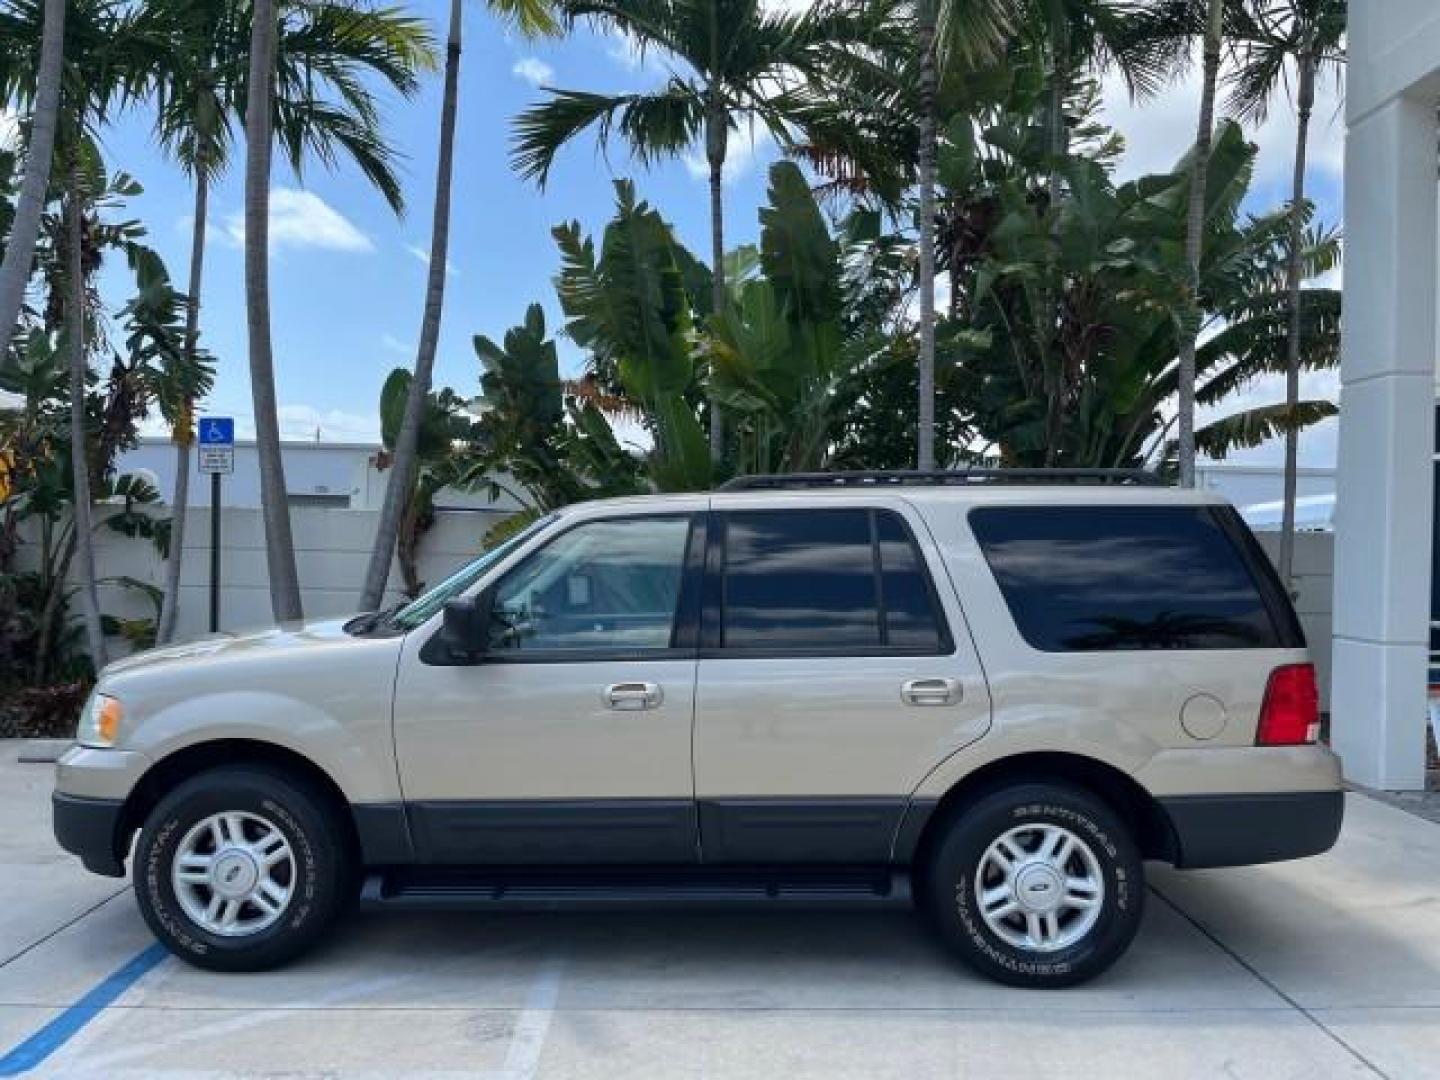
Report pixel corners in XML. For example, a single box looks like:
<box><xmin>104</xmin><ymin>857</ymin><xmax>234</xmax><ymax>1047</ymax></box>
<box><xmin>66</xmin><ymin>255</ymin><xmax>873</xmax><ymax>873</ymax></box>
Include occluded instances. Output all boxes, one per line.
<box><xmin>360</xmin><ymin>866</ymin><xmax>912</xmax><ymax>911</ymax></box>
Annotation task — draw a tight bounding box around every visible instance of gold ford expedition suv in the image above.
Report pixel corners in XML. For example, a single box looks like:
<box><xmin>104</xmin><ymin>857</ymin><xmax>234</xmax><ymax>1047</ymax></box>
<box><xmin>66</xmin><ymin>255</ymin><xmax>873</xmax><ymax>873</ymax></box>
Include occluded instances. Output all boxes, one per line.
<box><xmin>53</xmin><ymin>470</ymin><xmax>1343</xmax><ymax>987</ymax></box>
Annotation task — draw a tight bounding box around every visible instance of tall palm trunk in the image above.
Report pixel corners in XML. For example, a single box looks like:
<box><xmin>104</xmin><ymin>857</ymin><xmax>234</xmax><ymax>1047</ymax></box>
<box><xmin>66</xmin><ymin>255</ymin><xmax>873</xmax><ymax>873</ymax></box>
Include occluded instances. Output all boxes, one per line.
<box><xmin>704</xmin><ymin>99</ymin><xmax>726</xmax><ymax>459</ymax></box>
<box><xmin>359</xmin><ymin>0</ymin><xmax>462</xmax><ymax>612</ymax></box>
<box><xmin>157</xmin><ymin>161</ymin><xmax>209</xmax><ymax>643</ymax></box>
<box><xmin>1040</xmin><ymin>17</ymin><xmax>1070</xmax><ymax>466</ymax></box>
<box><xmin>65</xmin><ymin>171</ymin><xmax>107</xmax><ymax>670</ymax></box>
<box><xmin>245</xmin><ymin>0</ymin><xmax>302</xmax><ymax>622</ymax></box>
<box><xmin>0</xmin><ymin>0</ymin><xmax>65</xmax><ymax>358</ymax></box>
<box><xmin>915</xmin><ymin>0</ymin><xmax>937</xmax><ymax>472</ymax></box>
<box><xmin>1176</xmin><ymin>0</ymin><xmax>1225</xmax><ymax>488</ymax></box>
<box><xmin>1277</xmin><ymin>47</ymin><xmax>1316</xmax><ymax>585</ymax></box>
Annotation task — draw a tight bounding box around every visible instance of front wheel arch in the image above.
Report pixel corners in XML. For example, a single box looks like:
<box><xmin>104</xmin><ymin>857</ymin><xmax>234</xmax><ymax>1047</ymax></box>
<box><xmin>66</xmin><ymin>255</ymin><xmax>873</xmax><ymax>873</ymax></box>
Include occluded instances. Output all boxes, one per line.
<box><xmin>120</xmin><ymin>740</ymin><xmax>360</xmax><ymax>873</ymax></box>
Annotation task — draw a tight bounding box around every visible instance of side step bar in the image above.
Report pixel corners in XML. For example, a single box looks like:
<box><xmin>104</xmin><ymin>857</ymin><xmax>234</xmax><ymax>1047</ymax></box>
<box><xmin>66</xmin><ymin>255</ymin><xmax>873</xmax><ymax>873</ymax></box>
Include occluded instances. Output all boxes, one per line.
<box><xmin>361</xmin><ymin>866</ymin><xmax>913</xmax><ymax>912</ymax></box>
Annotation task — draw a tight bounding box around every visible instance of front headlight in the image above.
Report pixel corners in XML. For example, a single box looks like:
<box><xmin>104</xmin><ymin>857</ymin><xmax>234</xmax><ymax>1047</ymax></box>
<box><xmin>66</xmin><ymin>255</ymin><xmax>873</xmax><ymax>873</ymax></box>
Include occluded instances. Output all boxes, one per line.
<box><xmin>77</xmin><ymin>693</ymin><xmax>124</xmax><ymax>748</ymax></box>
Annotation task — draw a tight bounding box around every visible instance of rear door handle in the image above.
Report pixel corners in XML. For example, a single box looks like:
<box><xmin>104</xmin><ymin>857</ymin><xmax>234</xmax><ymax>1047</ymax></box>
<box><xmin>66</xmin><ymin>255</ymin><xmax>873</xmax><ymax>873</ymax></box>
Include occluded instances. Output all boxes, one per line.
<box><xmin>901</xmin><ymin>678</ymin><xmax>962</xmax><ymax>706</ymax></box>
<box><xmin>603</xmin><ymin>682</ymin><xmax>663</xmax><ymax>711</ymax></box>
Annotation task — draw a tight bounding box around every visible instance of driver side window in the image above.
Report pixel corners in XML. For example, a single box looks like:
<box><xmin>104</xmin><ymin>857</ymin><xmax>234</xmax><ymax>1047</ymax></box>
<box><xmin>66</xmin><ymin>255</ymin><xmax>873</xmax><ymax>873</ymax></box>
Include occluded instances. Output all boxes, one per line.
<box><xmin>490</xmin><ymin>516</ymin><xmax>693</xmax><ymax>654</ymax></box>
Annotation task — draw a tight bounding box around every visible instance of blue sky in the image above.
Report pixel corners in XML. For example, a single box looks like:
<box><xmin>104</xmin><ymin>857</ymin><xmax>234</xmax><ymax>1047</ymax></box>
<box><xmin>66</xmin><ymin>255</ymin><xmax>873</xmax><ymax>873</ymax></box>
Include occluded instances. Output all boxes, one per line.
<box><xmin>91</xmin><ymin>2</ymin><xmax>1345</xmax><ymax>464</ymax></box>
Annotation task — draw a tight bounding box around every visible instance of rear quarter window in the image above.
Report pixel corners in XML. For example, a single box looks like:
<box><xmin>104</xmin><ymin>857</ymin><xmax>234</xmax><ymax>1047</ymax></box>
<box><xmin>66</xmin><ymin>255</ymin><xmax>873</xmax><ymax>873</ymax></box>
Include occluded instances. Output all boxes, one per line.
<box><xmin>968</xmin><ymin>505</ymin><xmax>1301</xmax><ymax>652</ymax></box>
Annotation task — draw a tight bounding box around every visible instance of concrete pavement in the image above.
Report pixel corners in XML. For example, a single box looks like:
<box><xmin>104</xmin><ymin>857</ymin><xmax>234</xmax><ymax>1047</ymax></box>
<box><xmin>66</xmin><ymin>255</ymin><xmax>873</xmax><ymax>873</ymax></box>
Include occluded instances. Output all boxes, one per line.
<box><xmin>1</xmin><ymin>745</ymin><xmax>1436</xmax><ymax>1078</ymax></box>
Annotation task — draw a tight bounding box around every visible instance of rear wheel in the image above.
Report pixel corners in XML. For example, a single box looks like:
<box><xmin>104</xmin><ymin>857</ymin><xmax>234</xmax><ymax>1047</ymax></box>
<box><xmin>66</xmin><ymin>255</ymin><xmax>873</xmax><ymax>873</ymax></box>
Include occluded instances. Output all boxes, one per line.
<box><xmin>134</xmin><ymin>766</ymin><xmax>351</xmax><ymax>971</ymax></box>
<box><xmin>923</xmin><ymin>782</ymin><xmax>1144</xmax><ymax>987</ymax></box>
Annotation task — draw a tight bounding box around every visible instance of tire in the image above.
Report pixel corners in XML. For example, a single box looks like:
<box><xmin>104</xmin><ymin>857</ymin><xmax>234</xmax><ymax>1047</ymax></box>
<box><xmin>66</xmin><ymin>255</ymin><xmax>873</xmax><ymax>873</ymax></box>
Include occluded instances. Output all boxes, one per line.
<box><xmin>133</xmin><ymin>766</ymin><xmax>351</xmax><ymax>972</ymax></box>
<box><xmin>923</xmin><ymin>781</ymin><xmax>1144</xmax><ymax>988</ymax></box>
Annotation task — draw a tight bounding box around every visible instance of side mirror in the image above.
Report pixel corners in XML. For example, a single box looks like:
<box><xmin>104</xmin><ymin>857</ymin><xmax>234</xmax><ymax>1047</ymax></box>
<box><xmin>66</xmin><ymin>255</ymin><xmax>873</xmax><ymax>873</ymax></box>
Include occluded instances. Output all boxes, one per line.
<box><xmin>440</xmin><ymin>587</ymin><xmax>494</xmax><ymax>661</ymax></box>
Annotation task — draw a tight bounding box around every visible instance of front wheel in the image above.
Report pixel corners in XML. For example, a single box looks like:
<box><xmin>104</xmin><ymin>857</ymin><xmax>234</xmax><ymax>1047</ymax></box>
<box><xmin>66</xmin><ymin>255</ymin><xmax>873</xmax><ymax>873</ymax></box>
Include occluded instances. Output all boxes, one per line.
<box><xmin>923</xmin><ymin>782</ymin><xmax>1144</xmax><ymax>987</ymax></box>
<box><xmin>134</xmin><ymin>766</ymin><xmax>351</xmax><ymax>972</ymax></box>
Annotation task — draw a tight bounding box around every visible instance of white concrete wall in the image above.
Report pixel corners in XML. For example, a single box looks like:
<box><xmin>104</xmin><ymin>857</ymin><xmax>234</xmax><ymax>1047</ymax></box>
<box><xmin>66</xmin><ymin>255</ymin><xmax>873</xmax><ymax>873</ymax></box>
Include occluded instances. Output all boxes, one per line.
<box><xmin>115</xmin><ymin>438</ymin><xmax>524</xmax><ymax>514</ymax></box>
<box><xmin>20</xmin><ymin>507</ymin><xmax>511</xmax><ymax>646</ymax></box>
<box><xmin>1335</xmin><ymin>0</ymin><xmax>1440</xmax><ymax>789</ymax></box>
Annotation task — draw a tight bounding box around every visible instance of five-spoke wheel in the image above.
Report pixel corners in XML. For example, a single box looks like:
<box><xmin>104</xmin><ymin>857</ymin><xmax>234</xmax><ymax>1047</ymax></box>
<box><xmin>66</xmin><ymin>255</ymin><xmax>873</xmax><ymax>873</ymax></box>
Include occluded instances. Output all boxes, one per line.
<box><xmin>135</xmin><ymin>766</ymin><xmax>351</xmax><ymax>971</ymax></box>
<box><xmin>172</xmin><ymin>811</ymin><xmax>296</xmax><ymax>937</ymax></box>
<box><xmin>925</xmin><ymin>782</ymin><xmax>1144</xmax><ymax>987</ymax></box>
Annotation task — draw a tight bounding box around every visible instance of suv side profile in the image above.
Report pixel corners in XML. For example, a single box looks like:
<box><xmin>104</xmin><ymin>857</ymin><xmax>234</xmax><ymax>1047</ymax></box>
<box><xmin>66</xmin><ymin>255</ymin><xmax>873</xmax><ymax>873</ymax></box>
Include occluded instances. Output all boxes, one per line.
<box><xmin>53</xmin><ymin>471</ymin><xmax>1343</xmax><ymax>987</ymax></box>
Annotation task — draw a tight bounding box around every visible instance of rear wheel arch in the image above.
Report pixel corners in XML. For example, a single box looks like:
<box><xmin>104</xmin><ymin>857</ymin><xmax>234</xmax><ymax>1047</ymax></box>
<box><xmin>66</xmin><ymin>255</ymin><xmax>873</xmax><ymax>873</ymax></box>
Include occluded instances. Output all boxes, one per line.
<box><xmin>901</xmin><ymin>751</ymin><xmax>1178</xmax><ymax>878</ymax></box>
<box><xmin>120</xmin><ymin>740</ymin><xmax>360</xmax><ymax>868</ymax></box>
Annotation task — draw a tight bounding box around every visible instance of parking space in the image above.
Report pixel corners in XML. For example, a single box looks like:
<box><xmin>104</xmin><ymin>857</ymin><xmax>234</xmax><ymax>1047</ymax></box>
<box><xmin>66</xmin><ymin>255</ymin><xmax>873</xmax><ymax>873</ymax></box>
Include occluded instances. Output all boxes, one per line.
<box><xmin>2</xmin><ymin>747</ymin><xmax>1437</xmax><ymax>1079</ymax></box>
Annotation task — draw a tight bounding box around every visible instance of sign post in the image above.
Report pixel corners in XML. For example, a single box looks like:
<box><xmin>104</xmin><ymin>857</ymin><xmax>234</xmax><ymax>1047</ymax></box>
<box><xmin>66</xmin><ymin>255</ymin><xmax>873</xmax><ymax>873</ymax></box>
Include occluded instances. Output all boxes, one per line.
<box><xmin>197</xmin><ymin>418</ymin><xmax>235</xmax><ymax>633</ymax></box>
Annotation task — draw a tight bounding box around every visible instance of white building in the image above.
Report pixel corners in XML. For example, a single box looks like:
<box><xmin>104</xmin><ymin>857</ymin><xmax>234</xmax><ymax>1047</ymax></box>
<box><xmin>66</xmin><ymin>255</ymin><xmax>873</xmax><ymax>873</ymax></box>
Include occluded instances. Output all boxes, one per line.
<box><xmin>1333</xmin><ymin>0</ymin><xmax>1440</xmax><ymax>789</ymax></box>
<box><xmin>115</xmin><ymin>437</ymin><xmax>516</xmax><ymax>513</ymax></box>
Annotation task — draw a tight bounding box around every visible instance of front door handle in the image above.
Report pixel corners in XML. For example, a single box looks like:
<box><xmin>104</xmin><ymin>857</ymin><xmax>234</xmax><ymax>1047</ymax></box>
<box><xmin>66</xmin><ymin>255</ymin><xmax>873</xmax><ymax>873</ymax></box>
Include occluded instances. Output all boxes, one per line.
<box><xmin>603</xmin><ymin>682</ymin><xmax>663</xmax><ymax>711</ymax></box>
<box><xmin>901</xmin><ymin>677</ymin><xmax>962</xmax><ymax>707</ymax></box>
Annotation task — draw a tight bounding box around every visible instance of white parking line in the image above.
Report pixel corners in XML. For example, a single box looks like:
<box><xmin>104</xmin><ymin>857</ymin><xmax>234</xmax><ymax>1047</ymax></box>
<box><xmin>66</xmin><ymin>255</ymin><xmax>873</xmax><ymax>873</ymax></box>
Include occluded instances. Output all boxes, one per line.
<box><xmin>500</xmin><ymin>956</ymin><xmax>566</xmax><ymax>1080</ymax></box>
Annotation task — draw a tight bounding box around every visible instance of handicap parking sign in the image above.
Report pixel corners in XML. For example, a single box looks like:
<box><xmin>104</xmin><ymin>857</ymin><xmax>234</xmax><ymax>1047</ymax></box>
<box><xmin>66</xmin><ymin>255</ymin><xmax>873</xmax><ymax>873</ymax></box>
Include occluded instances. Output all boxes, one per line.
<box><xmin>199</xmin><ymin>417</ymin><xmax>234</xmax><ymax>446</ymax></box>
<box><xmin>198</xmin><ymin>417</ymin><xmax>235</xmax><ymax>474</ymax></box>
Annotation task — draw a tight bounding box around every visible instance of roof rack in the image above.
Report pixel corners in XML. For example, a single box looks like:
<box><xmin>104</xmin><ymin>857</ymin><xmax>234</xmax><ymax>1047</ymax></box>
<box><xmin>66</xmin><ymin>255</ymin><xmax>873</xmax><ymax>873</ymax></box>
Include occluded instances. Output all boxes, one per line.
<box><xmin>717</xmin><ymin>468</ymin><xmax>1166</xmax><ymax>492</ymax></box>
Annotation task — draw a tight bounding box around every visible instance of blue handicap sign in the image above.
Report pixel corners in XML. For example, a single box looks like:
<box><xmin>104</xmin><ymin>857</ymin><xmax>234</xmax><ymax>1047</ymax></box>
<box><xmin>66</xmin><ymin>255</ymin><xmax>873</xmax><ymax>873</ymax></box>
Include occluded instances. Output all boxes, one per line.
<box><xmin>198</xmin><ymin>417</ymin><xmax>234</xmax><ymax>446</ymax></box>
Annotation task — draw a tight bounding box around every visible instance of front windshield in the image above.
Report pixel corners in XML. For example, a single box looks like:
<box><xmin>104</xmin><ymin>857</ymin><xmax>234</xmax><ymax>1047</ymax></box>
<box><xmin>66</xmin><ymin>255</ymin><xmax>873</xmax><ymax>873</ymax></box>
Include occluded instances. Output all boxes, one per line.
<box><xmin>389</xmin><ymin>514</ymin><xmax>557</xmax><ymax>631</ymax></box>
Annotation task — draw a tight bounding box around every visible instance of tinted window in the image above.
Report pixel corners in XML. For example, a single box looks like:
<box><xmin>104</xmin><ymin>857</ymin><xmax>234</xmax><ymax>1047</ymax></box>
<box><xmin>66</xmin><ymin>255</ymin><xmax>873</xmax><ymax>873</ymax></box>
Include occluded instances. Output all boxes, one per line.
<box><xmin>719</xmin><ymin>509</ymin><xmax>947</xmax><ymax>653</ymax></box>
<box><xmin>970</xmin><ymin>506</ymin><xmax>1281</xmax><ymax>652</ymax></box>
<box><xmin>877</xmin><ymin>512</ymin><xmax>946</xmax><ymax>651</ymax></box>
<box><xmin>492</xmin><ymin>517</ymin><xmax>691</xmax><ymax>652</ymax></box>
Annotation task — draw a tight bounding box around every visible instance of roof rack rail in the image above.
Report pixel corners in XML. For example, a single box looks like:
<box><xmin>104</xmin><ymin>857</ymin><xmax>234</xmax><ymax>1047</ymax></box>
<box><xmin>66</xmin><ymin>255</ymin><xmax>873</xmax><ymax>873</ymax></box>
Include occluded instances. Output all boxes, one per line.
<box><xmin>717</xmin><ymin>468</ymin><xmax>1166</xmax><ymax>491</ymax></box>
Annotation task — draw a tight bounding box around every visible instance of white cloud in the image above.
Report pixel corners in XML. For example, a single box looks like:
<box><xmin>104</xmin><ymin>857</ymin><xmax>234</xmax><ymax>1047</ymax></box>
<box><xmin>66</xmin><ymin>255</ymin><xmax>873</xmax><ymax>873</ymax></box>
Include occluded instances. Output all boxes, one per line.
<box><xmin>381</xmin><ymin>333</ymin><xmax>412</xmax><ymax>356</ymax></box>
<box><xmin>683</xmin><ymin>124</ymin><xmax>776</xmax><ymax>185</ymax></box>
<box><xmin>221</xmin><ymin>188</ymin><xmax>374</xmax><ymax>253</ymax></box>
<box><xmin>512</xmin><ymin>56</ymin><xmax>554</xmax><ymax>86</ymax></box>
<box><xmin>276</xmin><ymin>404</ymin><xmax>381</xmax><ymax>443</ymax></box>
<box><xmin>605</xmin><ymin>31</ymin><xmax>648</xmax><ymax>71</ymax></box>
<box><xmin>405</xmin><ymin>243</ymin><xmax>458</xmax><ymax>277</ymax></box>
<box><xmin>1100</xmin><ymin>58</ymin><xmax>1344</xmax><ymax>195</ymax></box>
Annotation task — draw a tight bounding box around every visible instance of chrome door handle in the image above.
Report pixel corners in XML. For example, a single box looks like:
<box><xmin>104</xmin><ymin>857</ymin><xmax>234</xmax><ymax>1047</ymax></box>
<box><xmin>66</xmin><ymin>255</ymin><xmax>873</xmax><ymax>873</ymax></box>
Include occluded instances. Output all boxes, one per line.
<box><xmin>901</xmin><ymin>678</ymin><xmax>962</xmax><ymax>706</ymax></box>
<box><xmin>603</xmin><ymin>682</ymin><xmax>663</xmax><ymax>711</ymax></box>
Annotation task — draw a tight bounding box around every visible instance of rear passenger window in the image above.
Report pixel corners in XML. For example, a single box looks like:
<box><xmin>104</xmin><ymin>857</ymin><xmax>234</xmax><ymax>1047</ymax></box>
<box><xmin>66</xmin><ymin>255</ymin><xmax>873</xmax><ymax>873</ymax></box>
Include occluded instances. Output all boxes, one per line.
<box><xmin>969</xmin><ymin>506</ymin><xmax>1285</xmax><ymax>652</ymax></box>
<box><xmin>718</xmin><ymin>509</ymin><xmax>948</xmax><ymax>654</ymax></box>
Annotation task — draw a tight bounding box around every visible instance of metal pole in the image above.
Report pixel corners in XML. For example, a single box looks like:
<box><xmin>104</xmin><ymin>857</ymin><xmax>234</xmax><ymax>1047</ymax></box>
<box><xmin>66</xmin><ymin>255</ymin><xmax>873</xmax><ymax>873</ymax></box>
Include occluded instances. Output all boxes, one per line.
<box><xmin>209</xmin><ymin>471</ymin><xmax>221</xmax><ymax>633</ymax></box>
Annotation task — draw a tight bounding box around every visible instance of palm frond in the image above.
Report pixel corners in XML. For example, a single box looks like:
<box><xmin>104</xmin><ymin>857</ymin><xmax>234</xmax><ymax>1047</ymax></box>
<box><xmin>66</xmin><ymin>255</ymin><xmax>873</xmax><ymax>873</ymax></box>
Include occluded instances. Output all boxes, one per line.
<box><xmin>512</xmin><ymin>83</ymin><xmax>704</xmax><ymax>186</ymax></box>
<box><xmin>1193</xmin><ymin>398</ymin><xmax>1336</xmax><ymax>458</ymax></box>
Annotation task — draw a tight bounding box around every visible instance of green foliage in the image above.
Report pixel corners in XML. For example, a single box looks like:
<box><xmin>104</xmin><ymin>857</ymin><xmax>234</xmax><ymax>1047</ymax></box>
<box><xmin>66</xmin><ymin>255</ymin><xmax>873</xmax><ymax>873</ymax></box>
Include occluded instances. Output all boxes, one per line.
<box><xmin>710</xmin><ymin>161</ymin><xmax>851</xmax><ymax>473</ymax></box>
<box><xmin>941</xmin><ymin>117</ymin><xmax>1341</xmax><ymax>468</ymax></box>
<box><xmin>1</xmin><ymin>142</ymin><xmax>202</xmax><ymax>682</ymax></box>
<box><xmin>472</xmin><ymin>302</ymin><xmax>644</xmax><ymax>511</ymax></box>
<box><xmin>553</xmin><ymin>181</ymin><xmax>711</xmax><ymax>491</ymax></box>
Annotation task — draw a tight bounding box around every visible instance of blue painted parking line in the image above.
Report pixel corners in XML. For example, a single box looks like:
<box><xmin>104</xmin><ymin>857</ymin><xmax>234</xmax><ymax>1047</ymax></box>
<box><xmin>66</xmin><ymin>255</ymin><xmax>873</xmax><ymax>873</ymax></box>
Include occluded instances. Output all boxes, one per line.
<box><xmin>0</xmin><ymin>943</ymin><xmax>168</xmax><ymax>1076</ymax></box>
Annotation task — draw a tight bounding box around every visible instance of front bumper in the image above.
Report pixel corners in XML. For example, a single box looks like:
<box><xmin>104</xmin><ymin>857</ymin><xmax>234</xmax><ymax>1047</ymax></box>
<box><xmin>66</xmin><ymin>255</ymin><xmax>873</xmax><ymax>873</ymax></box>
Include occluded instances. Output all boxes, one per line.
<box><xmin>53</xmin><ymin>792</ymin><xmax>127</xmax><ymax>877</ymax></box>
<box><xmin>53</xmin><ymin>745</ymin><xmax>149</xmax><ymax>877</ymax></box>
<box><xmin>1159</xmin><ymin>789</ymin><xmax>1344</xmax><ymax>869</ymax></box>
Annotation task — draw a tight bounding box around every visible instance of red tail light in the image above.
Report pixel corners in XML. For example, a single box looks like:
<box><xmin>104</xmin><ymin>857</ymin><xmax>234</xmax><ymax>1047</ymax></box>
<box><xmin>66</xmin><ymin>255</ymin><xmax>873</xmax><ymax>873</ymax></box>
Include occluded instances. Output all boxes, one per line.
<box><xmin>1256</xmin><ymin>663</ymin><xmax>1320</xmax><ymax>746</ymax></box>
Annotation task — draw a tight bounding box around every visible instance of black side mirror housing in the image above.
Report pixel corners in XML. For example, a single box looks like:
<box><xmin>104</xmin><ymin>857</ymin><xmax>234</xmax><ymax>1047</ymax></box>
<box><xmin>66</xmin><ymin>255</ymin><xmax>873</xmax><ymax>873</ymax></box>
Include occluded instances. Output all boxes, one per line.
<box><xmin>440</xmin><ymin>587</ymin><xmax>493</xmax><ymax>661</ymax></box>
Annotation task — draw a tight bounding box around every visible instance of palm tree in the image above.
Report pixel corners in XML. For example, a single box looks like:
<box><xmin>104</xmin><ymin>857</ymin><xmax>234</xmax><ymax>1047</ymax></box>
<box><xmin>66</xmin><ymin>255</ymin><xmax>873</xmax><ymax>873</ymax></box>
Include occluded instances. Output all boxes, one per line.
<box><xmin>63</xmin><ymin>154</ymin><xmax>106</xmax><ymax>668</ymax></box>
<box><xmin>243</xmin><ymin>0</ymin><xmax>303</xmax><ymax>622</ymax></box>
<box><xmin>1135</xmin><ymin>0</ymin><xmax>1229</xmax><ymax>487</ymax></box>
<box><xmin>0</xmin><ymin>0</ymin><xmax>63</xmax><ymax>363</ymax></box>
<box><xmin>149</xmin><ymin>0</ymin><xmax>434</xmax><ymax>642</ymax></box>
<box><xmin>358</xmin><ymin>0</ymin><xmax>553</xmax><ymax>614</ymax></box>
<box><xmin>2</xmin><ymin>0</ymin><xmax>161</xmax><ymax>669</ymax></box>
<box><xmin>1022</xmin><ymin>0</ymin><xmax>1170</xmax><ymax>468</ymax></box>
<box><xmin>1227</xmin><ymin>0</ymin><xmax>1344</xmax><ymax>583</ymax></box>
<box><xmin>916</xmin><ymin>0</ymin><xmax>1016</xmax><ymax>468</ymax></box>
<box><xmin>510</xmin><ymin>0</ymin><xmax>864</xmax><ymax>466</ymax></box>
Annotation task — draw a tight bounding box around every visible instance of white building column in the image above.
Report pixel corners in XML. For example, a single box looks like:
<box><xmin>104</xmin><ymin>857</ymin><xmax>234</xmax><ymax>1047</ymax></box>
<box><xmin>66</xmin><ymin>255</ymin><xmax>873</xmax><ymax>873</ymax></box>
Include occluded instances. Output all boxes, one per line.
<box><xmin>1331</xmin><ymin>92</ymin><xmax>1437</xmax><ymax>790</ymax></box>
